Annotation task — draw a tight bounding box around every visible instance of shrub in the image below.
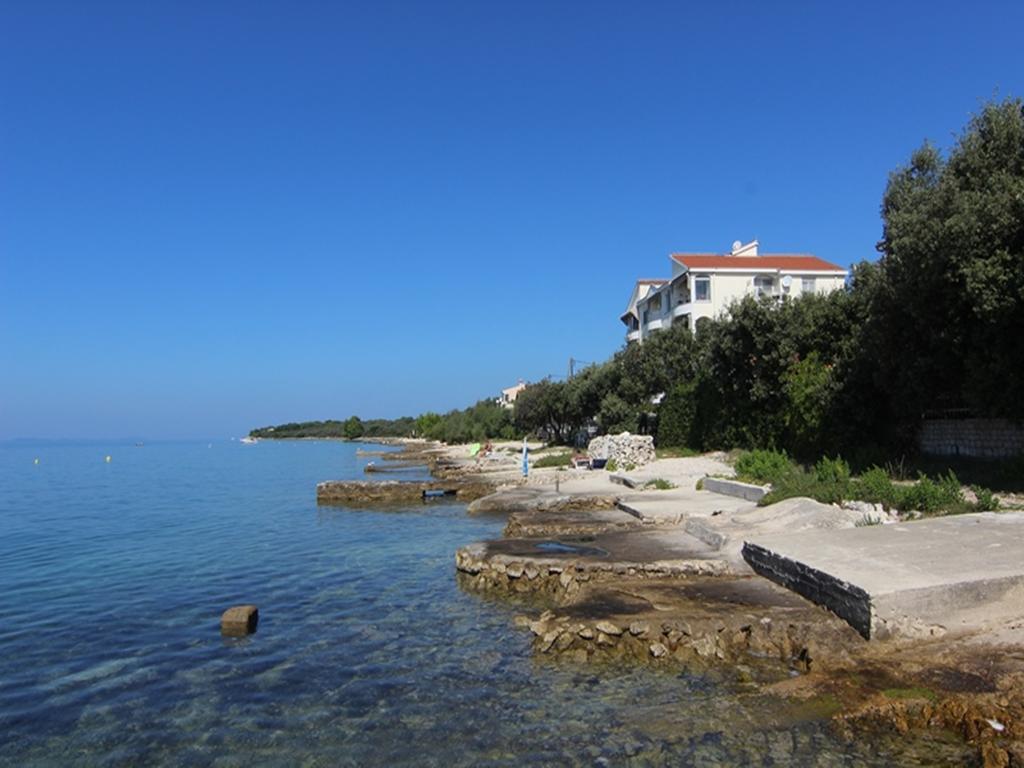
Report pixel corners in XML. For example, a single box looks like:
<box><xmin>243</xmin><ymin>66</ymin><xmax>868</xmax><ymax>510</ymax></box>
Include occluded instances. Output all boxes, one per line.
<box><xmin>533</xmin><ymin>452</ymin><xmax>573</xmax><ymax>469</ymax></box>
<box><xmin>972</xmin><ymin>486</ymin><xmax>1000</xmax><ymax>512</ymax></box>
<box><xmin>735</xmin><ymin>449</ymin><xmax>794</xmax><ymax>485</ymax></box>
<box><xmin>814</xmin><ymin>456</ymin><xmax>851</xmax><ymax>485</ymax></box>
<box><xmin>761</xmin><ymin>467</ymin><xmax>847</xmax><ymax>506</ymax></box>
<box><xmin>896</xmin><ymin>471</ymin><xmax>964</xmax><ymax>514</ymax></box>
<box><xmin>644</xmin><ymin>478</ymin><xmax>675</xmax><ymax>490</ymax></box>
<box><xmin>605</xmin><ymin>459</ymin><xmax>618</xmax><ymax>473</ymax></box>
<box><xmin>852</xmin><ymin>466</ymin><xmax>899</xmax><ymax>510</ymax></box>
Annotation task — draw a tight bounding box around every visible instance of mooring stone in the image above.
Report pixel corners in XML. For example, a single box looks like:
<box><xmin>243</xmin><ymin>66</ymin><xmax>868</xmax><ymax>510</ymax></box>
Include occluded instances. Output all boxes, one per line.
<box><xmin>221</xmin><ymin>605</ymin><xmax>258</xmax><ymax>636</ymax></box>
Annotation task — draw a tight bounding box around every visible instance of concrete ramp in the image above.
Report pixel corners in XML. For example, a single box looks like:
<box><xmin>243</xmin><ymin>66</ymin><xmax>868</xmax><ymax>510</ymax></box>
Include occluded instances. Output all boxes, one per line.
<box><xmin>743</xmin><ymin>512</ymin><xmax>1024</xmax><ymax>640</ymax></box>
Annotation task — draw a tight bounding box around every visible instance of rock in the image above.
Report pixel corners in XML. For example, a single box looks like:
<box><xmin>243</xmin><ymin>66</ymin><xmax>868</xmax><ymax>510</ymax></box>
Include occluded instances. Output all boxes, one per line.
<box><xmin>524</xmin><ymin>565</ymin><xmax>540</xmax><ymax>580</ymax></box>
<box><xmin>506</xmin><ymin>563</ymin><xmax>524</xmax><ymax>579</ymax></box>
<box><xmin>539</xmin><ymin>630</ymin><xmax>561</xmax><ymax>652</ymax></box>
<box><xmin>587</xmin><ymin>433</ymin><xmax>656</xmax><ymax>468</ymax></box>
<box><xmin>555</xmin><ymin>632</ymin><xmax>575</xmax><ymax>651</ymax></box>
<box><xmin>578</xmin><ymin>627</ymin><xmax>595</xmax><ymax>639</ymax></box>
<box><xmin>513</xmin><ymin>615</ymin><xmax>531</xmax><ymax>628</ymax></box>
<box><xmin>559</xmin><ymin>571</ymin><xmax>574</xmax><ymax>589</ymax></box>
<box><xmin>528</xmin><ymin>620</ymin><xmax>549</xmax><ymax>636</ymax></box>
<box><xmin>596</xmin><ymin>621</ymin><xmax>623</xmax><ymax>636</ymax></box>
<box><xmin>221</xmin><ymin>605</ymin><xmax>258</xmax><ymax>636</ymax></box>
<box><xmin>596</xmin><ymin>631</ymin><xmax>616</xmax><ymax>647</ymax></box>
<box><xmin>629</xmin><ymin>621</ymin><xmax>651</xmax><ymax>637</ymax></box>
<box><xmin>649</xmin><ymin>642</ymin><xmax>668</xmax><ymax>658</ymax></box>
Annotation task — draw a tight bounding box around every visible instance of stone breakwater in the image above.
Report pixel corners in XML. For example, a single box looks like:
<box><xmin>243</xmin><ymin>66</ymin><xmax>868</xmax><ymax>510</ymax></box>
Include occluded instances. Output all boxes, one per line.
<box><xmin>317</xmin><ymin>479</ymin><xmax>495</xmax><ymax>506</ymax></box>
<box><xmin>454</xmin><ymin>543</ymin><xmax>728</xmax><ymax>602</ymax></box>
<box><xmin>587</xmin><ymin>433</ymin><xmax>656</xmax><ymax>468</ymax></box>
<box><xmin>516</xmin><ymin>608</ymin><xmax>856</xmax><ymax>672</ymax></box>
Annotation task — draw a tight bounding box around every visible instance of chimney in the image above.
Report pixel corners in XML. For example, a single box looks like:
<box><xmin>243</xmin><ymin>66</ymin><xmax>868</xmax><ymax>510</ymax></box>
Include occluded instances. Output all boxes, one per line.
<box><xmin>730</xmin><ymin>239</ymin><xmax>759</xmax><ymax>257</ymax></box>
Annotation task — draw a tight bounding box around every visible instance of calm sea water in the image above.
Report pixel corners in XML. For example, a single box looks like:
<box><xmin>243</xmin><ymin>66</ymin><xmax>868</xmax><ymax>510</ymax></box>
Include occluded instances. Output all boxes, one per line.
<box><xmin>0</xmin><ymin>440</ymin><xmax>968</xmax><ymax>767</ymax></box>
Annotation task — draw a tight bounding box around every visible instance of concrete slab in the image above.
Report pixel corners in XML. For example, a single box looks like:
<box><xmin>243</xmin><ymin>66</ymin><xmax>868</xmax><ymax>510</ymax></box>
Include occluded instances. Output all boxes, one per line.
<box><xmin>743</xmin><ymin>512</ymin><xmax>1024</xmax><ymax>640</ymax></box>
<box><xmin>617</xmin><ymin>488</ymin><xmax>756</xmax><ymax>524</ymax></box>
<box><xmin>701</xmin><ymin>477</ymin><xmax>769</xmax><ymax>502</ymax></box>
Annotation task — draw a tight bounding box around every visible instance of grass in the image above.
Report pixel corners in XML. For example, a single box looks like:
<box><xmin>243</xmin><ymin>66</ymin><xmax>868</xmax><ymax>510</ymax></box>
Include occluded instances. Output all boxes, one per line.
<box><xmin>532</xmin><ymin>452</ymin><xmax>573</xmax><ymax>469</ymax></box>
<box><xmin>644</xmin><ymin>478</ymin><xmax>676</xmax><ymax>490</ymax></box>
<box><xmin>882</xmin><ymin>687</ymin><xmax>939</xmax><ymax>703</ymax></box>
<box><xmin>655</xmin><ymin>446</ymin><xmax>701</xmax><ymax>459</ymax></box>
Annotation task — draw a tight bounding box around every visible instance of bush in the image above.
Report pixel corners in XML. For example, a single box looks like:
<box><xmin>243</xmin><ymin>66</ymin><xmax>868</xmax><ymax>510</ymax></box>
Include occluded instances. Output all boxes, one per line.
<box><xmin>896</xmin><ymin>471</ymin><xmax>964</xmax><ymax>514</ymax></box>
<box><xmin>735</xmin><ymin>449</ymin><xmax>794</xmax><ymax>484</ymax></box>
<box><xmin>761</xmin><ymin>467</ymin><xmax>847</xmax><ymax>506</ymax></box>
<box><xmin>656</xmin><ymin>379</ymin><xmax>698</xmax><ymax>449</ymax></box>
<box><xmin>605</xmin><ymin>459</ymin><xmax>618</xmax><ymax>473</ymax></box>
<box><xmin>852</xmin><ymin>466</ymin><xmax>899</xmax><ymax>509</ymax></box>
<box><xmin>972</xmin><ymin>486</ymin><xmax>1000</xmax><ymax>512</ymax></box>
<box><xmin>814</xmin><ymin>456</ymin><xmax>851</xmax><ymax>485</ymax></box>
<box><xmin>644</xmin><ymin>478</ymin><xmax>675</xmax><ymax>490</ymax></box>
<box><xmin>533</xmin><ymin>452</ymin><xmax>573</xmax><ymax>469</ymax></box>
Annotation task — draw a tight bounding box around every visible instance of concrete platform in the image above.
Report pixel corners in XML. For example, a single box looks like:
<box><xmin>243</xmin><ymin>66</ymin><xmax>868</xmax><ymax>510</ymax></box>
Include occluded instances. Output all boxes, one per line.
<box><xmin>743</xmin><ymin>512</ymin><xmax>1024</xmax><ymax>640</ymax></box>
<box><xmin>617</xmin><ymin>488</ymin><xmax>756</xmax><ymax>525</ymax></box>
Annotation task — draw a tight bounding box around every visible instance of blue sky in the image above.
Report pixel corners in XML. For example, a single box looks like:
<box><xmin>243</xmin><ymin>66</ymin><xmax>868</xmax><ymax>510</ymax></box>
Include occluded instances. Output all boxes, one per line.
<box><xmin>2</xmin><ymin>1</ymin><xmax>1022</xmax><ymax>439</ymax></box>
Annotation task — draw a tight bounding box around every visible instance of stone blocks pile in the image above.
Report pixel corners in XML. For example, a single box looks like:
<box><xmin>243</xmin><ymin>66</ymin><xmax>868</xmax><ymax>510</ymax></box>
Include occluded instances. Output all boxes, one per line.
<box><xmin>587</xmin><ymin>433</ymin><xmax>656</xmax><ymax>468</ymax></box>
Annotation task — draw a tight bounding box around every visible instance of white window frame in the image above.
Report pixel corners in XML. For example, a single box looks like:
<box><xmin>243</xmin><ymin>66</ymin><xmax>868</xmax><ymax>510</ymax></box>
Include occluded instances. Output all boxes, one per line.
<box><xmin>802</xmin><ymin>276</ymin><xmax>816</xmax><ymax>294</ymax></box>
<box><xmin>694</xmin><ymin>275</ymin><xmax>711</xmax><ymax>302</ymax></box>
<box><xmin>753</xmin><ymin>275</ymin><xmax>775</xmax><ymax>298</ymax></box>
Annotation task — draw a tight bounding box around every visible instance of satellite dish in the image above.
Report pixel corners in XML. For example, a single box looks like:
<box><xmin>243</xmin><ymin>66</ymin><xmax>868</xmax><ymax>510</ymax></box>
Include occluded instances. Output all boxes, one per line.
<box><xmin>732</xmin><ymin>240</ymin><xmax>742</xmax><ymax>252</ymax></box>
<box><xmin>781</xmin><ymin>275</ymin><xmax>793</xmax><ymax>289</ymax></box>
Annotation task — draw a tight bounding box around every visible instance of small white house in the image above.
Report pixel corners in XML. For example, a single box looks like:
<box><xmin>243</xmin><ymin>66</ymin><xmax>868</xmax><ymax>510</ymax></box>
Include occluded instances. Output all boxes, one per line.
<box><xmin>623</xmin><ymin>240</ymin><xmax>848</xmax><ymax>342</ymax></box>
<box><xmin>497</xmin><ymin>380</ymin><xmax>527</xmax><ymax>409</ymax></box>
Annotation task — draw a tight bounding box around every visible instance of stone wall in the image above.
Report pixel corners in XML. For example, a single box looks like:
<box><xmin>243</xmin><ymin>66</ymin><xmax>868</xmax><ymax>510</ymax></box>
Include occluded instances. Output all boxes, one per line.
<box><xmin>587</xmin><ymin>433</ymin><xmax>656</xmax><ymax>468</ymax></box>
<box><xmin>918</xmin><ymin>418</ymin><xmax>1024</xmax><ymax>459</ymax></box>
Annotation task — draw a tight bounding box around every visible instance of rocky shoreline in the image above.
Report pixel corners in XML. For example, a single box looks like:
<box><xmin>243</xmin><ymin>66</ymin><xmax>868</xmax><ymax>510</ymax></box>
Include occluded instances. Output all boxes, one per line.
<box><xmin>359</xmin><ymin>439</ymin><xmax>1024</xmax><ymax>765</ymax></box>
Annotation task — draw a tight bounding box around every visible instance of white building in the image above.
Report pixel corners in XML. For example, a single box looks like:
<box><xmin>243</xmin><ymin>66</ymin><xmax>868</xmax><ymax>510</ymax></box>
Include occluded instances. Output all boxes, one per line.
<box><xmin>620</xmin><ymin>279</ymin><xmax>667</xmax><ymax>344</ymax></box>
<box><xmin>623</xmin><ymin>240</ymin><xmax>848</xmax><ymax>342</ymax></box>
<box><xmin>497</xmin><ymin>380</ymin><xmax>527</xmax><ymax>409</ymax></box>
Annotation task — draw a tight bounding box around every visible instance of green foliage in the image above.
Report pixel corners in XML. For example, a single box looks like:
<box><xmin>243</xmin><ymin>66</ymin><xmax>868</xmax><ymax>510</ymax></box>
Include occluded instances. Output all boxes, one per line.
<box><xmin>605</xmin><ymin>459</ymin><xmax>618</xmax><ymax>473</ymax></box>
<box><xmin>656</xmin><ymin>379</ymin><xmax>698</xmax><ymax>449</ymax></box>
<box><xmin>735</xmin><ymin>449</ymin><xmax>794</xmax><ymax>484</ymax></box>
<box><xmin>644</xmin><ymin>478</ymin><xmax>675</xmax><ymax>490</ymax></box>
<box><xmin>851</xmin><ymin>467</ymin><xmax>899</xmax><ymax>510</ymax></box>
<box><xmin>782</xmin><ymin>353</ymin><xmax>834</xmax><ymax>459</ymax></box>
<box><xmin>761</xmin><ymin>467</ymin><xmax>847</xmax><ymax>506</ymax></box>
<box><xmin>814</xmin><ymin>456</ymin><xmax>851</xmax><ymax>485</ymax></box>
<box><xmin>972</xmin><ymin>485</ymin><xmax>1000</xmax><ymax>512</ymax></box>
<box><xmin>342</xmin><ymin>416</ymin><xmax>364</xmax><ymax>439</ymax></box>
<box><xmin>895</xmin><ymin>472</ymin><xmax>964</xmax><ymax>514</ymax></box>
<box><xmin>533</xmin><ymin>452</ymin><xmax>573</xmax><ymax>468</ymax></box>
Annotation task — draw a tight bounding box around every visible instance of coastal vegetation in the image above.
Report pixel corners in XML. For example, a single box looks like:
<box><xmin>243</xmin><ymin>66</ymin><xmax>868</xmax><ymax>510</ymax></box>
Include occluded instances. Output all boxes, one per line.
<box><xmin>732</xmin><ymin>448</ymin><xmax>1000</xmax><ymax>515</ymax></box>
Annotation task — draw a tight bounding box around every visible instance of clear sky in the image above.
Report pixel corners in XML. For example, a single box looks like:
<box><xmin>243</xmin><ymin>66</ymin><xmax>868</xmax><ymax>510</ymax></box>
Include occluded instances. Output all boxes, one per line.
<box><xmin>2</xmin><ymin>1</ymin><xmax>1022</xmax><ymax>439</ymax></box>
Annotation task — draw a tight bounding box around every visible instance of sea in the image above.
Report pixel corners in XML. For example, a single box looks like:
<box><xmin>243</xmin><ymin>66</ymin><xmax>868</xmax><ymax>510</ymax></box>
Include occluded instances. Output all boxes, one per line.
<box><xmin>0</xmin><ymin>439</ymin><xmax>970</xmax><ymax>766</ymax></box>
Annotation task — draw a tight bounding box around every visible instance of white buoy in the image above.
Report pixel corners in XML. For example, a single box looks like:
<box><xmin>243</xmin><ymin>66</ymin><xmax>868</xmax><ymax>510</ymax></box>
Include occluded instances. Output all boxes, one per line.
<box><xmin>105</xmin><ymin>455</ymin><xmax>112</xmax><ymax>463</ymax></box>
<box><xmin>34</xmin><ymin>458</ymin><xmax>39</xmax><ymax>465</ymax></box>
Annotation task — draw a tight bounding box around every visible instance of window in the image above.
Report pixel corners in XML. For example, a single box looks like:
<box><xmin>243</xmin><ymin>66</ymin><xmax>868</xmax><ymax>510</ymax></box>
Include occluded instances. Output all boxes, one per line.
<box><xmin>754</xmin><ymin>275</ymin><xmax>775</xmax><ymax>297</ymax></box>
<box><xmin>802</xmin><ymin>277</ymin><xmax>816</xmax><ymax>294</ymax></box>
<box><xmin>649</xmin><ymin>294</ymin><xmax>662</xmax><ymax>312</ymax></box>
<box><xmin>694</xmin><ymin>276</ymin><xmax>710</xmax><ymax>302</ymax></box>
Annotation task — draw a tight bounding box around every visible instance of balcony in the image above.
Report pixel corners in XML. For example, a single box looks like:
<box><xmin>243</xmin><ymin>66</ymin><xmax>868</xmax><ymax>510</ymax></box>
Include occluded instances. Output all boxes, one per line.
<box><xmin>626</xmin><ymin>330</ymin><xmax>641</xmax><ymax>343</ymax></box>
<box><xmin>645</xmin><ymin>318</ymin><xmax>664</xmax><ymax>332</ymax></box>
<box><xmin>673</xmin><ymin>301</ymin><xmax>693</xmax><ymax>318</ymax></box>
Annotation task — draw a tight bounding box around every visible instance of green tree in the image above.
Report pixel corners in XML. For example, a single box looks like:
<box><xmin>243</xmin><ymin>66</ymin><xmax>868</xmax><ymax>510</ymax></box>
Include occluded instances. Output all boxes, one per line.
<box><xmin>875</xmin><ymin>98</ymin><xmax>1024</xmax><ymax>422</ymax></box>
<box><xmin>343</xmin><ymin>416</ymin><xmax>364</xmax><ymax>439</ymax></box>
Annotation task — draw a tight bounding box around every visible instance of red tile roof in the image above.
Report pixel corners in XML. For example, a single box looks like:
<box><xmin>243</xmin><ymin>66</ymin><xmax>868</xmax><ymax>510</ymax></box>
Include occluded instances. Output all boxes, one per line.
<box><xmin>670</xmin><ymin>253</ymin><xmax>846</xmax><ymax>272</ymax></box>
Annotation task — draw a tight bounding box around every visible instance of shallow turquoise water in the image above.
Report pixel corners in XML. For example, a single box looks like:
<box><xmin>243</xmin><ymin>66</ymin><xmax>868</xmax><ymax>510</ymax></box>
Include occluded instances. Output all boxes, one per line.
<box><xmin>0</xmin><ymin>440</ymin><xmax>968</xmax><ymax>766</ymax></box>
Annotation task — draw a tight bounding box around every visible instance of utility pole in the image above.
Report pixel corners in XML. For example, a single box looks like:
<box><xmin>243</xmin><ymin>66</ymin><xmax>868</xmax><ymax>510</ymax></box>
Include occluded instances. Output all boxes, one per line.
<box><xmin>567</xmin><ymin>357</ymin><xmax>575</xmax><ymax>380</ymax></box>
